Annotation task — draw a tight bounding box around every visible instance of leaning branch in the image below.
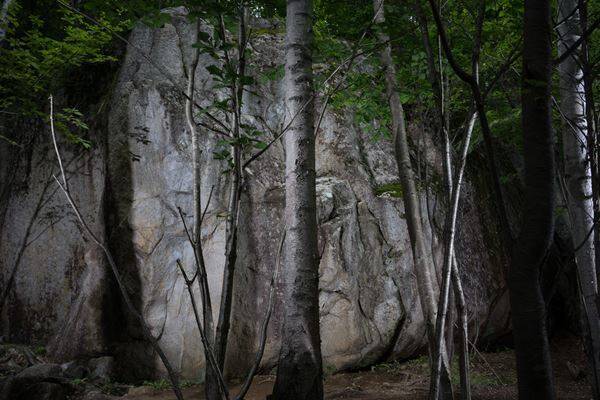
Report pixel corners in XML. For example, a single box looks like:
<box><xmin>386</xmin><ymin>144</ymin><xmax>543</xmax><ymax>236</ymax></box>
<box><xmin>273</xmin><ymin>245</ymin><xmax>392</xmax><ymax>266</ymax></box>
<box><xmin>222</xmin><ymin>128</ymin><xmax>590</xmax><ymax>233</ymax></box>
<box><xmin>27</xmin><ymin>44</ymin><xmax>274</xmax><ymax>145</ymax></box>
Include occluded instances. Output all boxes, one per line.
<box><xmin>175</xmin><ymin>260</ymin><xmax>229</xmax><ymax>400</ymax></box>
<box><xmin>48</xmin><ymin>95</ymin><xmax>185</xmax><ymax>400</ymax></box>
<box><xmin>553</xmin><ymin>16</ymin><xmax>600</xmax><ymax>65</ymax></box>
<box><xmin>428</xmin><ymin>0</ymin><xmax>514</xmax><ymax>252</ymax></box>
<box><xmin>430</xmin><ymin>110</ymin><xmax>476</xmax><ymax>400</ymax></box>
<box><xmin>426</xmin><ymin>0</ymin><xmax>473</xmax><ymax>84</ymax></box>
<box><xmin>234</xmin><ymin>230</ymin><xmax>285</xmax><ymax>400</ymax></box>
<box><xmin>243</xmin><ymin>16</ymin><xmax>385</xmax><ymax>170</ymax></box>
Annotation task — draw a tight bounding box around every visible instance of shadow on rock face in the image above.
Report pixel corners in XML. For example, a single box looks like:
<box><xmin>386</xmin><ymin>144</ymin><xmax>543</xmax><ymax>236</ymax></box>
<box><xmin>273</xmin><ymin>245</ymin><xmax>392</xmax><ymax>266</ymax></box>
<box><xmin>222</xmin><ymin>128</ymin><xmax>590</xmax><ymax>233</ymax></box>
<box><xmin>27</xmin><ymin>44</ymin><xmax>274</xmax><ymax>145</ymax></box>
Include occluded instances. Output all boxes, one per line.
<box><xmin>104</xmin><ymin>111</ymin><xmax>156</xmax><ymax>381</ymax></box>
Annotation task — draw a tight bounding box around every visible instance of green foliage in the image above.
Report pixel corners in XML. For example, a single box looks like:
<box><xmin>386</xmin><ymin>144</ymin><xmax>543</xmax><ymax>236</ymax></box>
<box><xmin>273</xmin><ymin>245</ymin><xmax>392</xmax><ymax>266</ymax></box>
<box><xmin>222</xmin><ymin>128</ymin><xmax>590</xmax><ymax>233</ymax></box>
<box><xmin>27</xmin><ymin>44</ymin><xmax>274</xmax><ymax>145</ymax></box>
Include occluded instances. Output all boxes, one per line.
<box><xmin>374</xmin><ymin>183</ymin><xmax>403</xmax><ymax>198</ymax></box>
<box><xmin>499</xmin><ymin>172</ymin><xmax>518</xmax><ymax>185</ymax></box>
<box><xmin>371</xmin><ymin>353</ymin><xmax>515</xmax><ymax>388</ymax></box>
<box><xmin>371</xmin><ymin>360</ymin><xmax>405</xmax><ymax>374</ymax></box>
<box><xmin>181</xmin><ymin>378</ymin><xmax>202</xmax><ymax>387</ymax></box>
<box><xmin>98</xmin><ymin>379</ymin><xmax>128</xmax><ymax>396</ymax></box>
<box><xmin>139</xmin><ymin>378</ymin><xmax>199</xmax><ymax>390</ymax></box>
<box><xmin>328</xmin><ymin>68</ymin><xmax>391</xmax><ymax>140</ymax></box>
<box><xmin>0</xmin><ymin>0</ymin><xmax>126</xmax><ymax>147</ymax></box>
<box><xmin>323</xmin><ymin>364</ymin><xmax>337</xmax><ymax>377</ymax></box>
<box><xmin>257</xmin><ymin>64</ymin><xmax>284</xmax><ymax>84</ymax></box>
<box><xmin>0</xmin><ymin>2</ymin><xmax>121</xmax><ymax>111</ymax></box>
<box><xmin>371</xmin><ymin>355</ymin><xmax>429</xmax><ymax>374</ymax></box>
<box><xmin>33</xmin><ymin>345</ymin><xmax>46</xmax><ymax>356</ymax></box>
<box><xmin>54</xmin><ymin>108</ymin><xmax>92</xmax><ymax>148</ymax></box>
<box><xmin>554</xmin><ymin>205</ymin><xmax>568</xmax><ymax>219</ymax></box>
<box><xmin>142</xmin><ymin>379</ymin><xmax>172</xmax><ymax>390</ymax></box>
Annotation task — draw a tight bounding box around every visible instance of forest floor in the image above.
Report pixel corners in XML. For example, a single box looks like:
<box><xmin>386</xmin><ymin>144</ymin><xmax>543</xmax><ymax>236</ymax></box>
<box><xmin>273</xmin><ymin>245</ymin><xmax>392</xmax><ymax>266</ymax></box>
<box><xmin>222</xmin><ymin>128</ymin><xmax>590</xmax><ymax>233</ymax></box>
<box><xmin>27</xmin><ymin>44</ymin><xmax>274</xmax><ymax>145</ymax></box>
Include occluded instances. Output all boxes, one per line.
<box><xmin>124</xmin><ymin>334</ymin><xmax>592</xmax><ymax>400</ymax></box>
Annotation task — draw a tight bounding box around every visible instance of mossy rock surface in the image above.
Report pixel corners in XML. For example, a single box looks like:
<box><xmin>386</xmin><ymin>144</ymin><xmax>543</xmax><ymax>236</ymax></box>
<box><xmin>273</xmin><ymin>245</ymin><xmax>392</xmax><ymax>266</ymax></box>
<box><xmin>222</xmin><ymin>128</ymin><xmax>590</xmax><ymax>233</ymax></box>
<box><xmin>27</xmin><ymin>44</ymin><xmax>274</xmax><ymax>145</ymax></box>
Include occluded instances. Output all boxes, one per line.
<box><xmin>374</xmin><ymin>183</ymin><xmax>403</xmax><ymax>198</ymax></box>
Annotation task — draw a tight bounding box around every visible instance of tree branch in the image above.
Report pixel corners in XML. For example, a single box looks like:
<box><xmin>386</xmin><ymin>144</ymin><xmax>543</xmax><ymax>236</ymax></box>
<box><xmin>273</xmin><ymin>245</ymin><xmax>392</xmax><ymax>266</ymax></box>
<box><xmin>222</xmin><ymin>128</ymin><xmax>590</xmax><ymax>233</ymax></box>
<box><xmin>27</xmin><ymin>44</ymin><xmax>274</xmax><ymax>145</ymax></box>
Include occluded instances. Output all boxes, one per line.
<box><xmin>427</xmin><ymin>0</ymin><xmax>474</xmax><ymax>85</ymax></box>
<box><xmin>234</xmin><ymin>230</ymin><xmax>285</xmax><ymax>400</ymax></box>
<box><xmin>553</xmin><ymin>16</ymin><xmax>600</xmax><ymax>65</ymax></box>
<box><xmin>48</xmin><ymin>95</ymin><xmax>185</xmax><ymax>400</ymax></box>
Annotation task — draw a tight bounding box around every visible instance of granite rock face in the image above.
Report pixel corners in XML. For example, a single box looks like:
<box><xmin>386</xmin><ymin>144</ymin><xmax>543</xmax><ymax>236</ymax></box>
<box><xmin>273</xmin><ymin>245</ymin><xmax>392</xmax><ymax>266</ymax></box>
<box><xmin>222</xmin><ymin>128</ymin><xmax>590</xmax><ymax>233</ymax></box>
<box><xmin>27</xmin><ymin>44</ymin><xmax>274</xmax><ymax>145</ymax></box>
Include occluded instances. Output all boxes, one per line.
<box><xmin>0</xmin><ymin>8</ymin><xmax>508</xmax><ymax>380</ymax></box>
<box><xmin>0</xmin><ymin>123</ymin><xmax>107</xmax><ymax>360</ymax></box>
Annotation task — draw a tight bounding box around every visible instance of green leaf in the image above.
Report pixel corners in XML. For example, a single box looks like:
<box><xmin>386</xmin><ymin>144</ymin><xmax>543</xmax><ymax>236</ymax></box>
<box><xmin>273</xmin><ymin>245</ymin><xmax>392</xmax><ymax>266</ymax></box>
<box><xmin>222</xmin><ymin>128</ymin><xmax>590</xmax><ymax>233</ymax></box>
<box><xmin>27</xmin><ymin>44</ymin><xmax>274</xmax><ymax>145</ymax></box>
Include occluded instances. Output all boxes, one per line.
<box><xmin>240</xmin><ymin>75</ymin><xmax>254</xmax><ymax>85</ymax></box>
<box><xmin>206</xmin><ymin>65</ymin><xmax>223</xmax><ymax>77</ymax></box>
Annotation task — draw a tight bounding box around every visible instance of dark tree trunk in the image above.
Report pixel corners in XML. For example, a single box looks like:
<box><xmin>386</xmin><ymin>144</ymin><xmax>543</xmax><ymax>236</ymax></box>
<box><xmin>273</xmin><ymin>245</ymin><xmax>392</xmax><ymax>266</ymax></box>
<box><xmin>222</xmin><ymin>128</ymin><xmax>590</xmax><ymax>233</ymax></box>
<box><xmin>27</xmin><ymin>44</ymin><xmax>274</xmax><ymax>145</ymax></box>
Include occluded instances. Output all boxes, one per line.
<box><xmin>207</xmin><ymin>9</ymin><xmax>247</xmax><ymax>399</ymax></box>
<box><xmin>427</xmin><ymin>0</ymin><xmax>513</xmax><ymax>257</ymax></box>
<box><xmin>509</xmin><ymin>0</ymin><xmax>556</xmax><ymax>398</ymax></box>
<box><xmin>270</xmin><ymin>0</ymin><xmax>324</xmax><ymax>399</ymax></box>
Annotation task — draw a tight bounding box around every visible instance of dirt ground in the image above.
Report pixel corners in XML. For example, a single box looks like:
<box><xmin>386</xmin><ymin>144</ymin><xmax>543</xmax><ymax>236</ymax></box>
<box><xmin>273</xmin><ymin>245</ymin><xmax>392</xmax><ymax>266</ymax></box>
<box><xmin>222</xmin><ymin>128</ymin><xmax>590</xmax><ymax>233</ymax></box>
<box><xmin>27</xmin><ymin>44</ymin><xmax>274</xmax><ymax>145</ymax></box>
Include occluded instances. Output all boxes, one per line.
<box><xmin>123</xmin><ymin>335</ymin><xmax>592</xmax><ymax>400</ymax></box>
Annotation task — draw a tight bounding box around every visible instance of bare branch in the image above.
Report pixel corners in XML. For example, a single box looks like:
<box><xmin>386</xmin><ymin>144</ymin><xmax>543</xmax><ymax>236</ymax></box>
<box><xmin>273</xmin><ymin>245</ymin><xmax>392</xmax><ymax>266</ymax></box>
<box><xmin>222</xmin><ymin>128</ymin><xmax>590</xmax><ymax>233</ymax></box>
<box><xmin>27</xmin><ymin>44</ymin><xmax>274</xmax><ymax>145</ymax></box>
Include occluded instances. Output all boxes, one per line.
<box><xmin>175</xmin><ymin>259</ymin><xmax>229</xmax><ymax>400</ymax></box>
<box><xmin>48</xmin><ymin>96</ymin><xmax>185</xmax><ymax>400</ymax></box>
<box><xmin>483</xmin><ymin>38</ymin><xmax>523</xmax><ymax>99</ymax></box>
<box><xmin>201</xmin><ymin>185</ymin><xmax>215</xmax><ymax>225</ymax></box>
<box><xmin>554</xmin><ymin>16</ymin><xmax>600</xmax><ymax>66</ymax></box>
<box><xmin>431</xmin><ymin>109</ymin><xmax>477</xmax><ymax>399</ymax></box>
<box><xmin>49</xmin><ymin>96</ymin><xmax>67</xmax><ymax>189</ymax></box>
<box><xmin>243</xmin><ymin>17</ymin><xmax>384</xmax><ymax>169</ymax></box>
<box><xmin>235</xmin><ymin>230</ymin><xmax>285</xmax><ymax>400</ymax></box>
<box><xmin>427</xmin><ymin>0</ymin><xmax>474</xmax><ymax>84</ymax></box>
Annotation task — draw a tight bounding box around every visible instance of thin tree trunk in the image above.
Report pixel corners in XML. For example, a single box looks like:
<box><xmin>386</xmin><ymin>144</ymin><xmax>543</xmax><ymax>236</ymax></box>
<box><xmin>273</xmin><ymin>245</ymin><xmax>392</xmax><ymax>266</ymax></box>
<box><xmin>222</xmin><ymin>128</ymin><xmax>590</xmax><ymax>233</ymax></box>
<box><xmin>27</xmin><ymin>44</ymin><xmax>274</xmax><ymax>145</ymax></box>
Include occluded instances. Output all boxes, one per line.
<box><xmin>413</xmin><ymin>1</ymin><xmax>445</xmax><ymax>142</ymax></box>
<box><xmin>558</xmin><ymin>0</ymin><xmax>600</xmax><ymax>396</ymax></box>
<box><xmin>578</xmin><ymin>0</ymin><xmax>600</xmax><ymax>299</ymax></box>
<box><xmin>209</xmin><ymin>8</ymin><xmax>247</xmax><ymax>398</ymax></box>
<box><xmin>452</xmin><ymin>254</ymin><xmax>471</xmax><ymax>400</ymax></box>
<box><xmin>184</xmin><ymin>21</ymin><xmax>217</xmax><ymax>398</ymax></box>
<box><xmin>270</xmin><ymin>0</ymin><xmax>324</xmax><ymax>398</ymax></box>
<box><xmin>509</xmin><ymin>1</ymin><xmax>556</xmax><ymax>398</ymax></box>
<box><xmin>235</xmin><ymin>231</ymin><xmax>285</xmax><ymax>400</ymax></box>
<box><xmin>431</xmin><ymin>110</ymin><xmax>475</xmax><ymax>400</ymax></box>
<box><xmin>375</xmin><ymin>1</ymin><xmax>452</xmax><ymax>399</ymax></box>
<box><xmin>446</xmin><ymin>117</ymin><xmax>476</xmax><ymax>400</ymax></box>
<box><xmin>414</xmin><ymin>4</ymin><xmax>472</xmax><ymax>396</ymax></box>
<box><xmin>428</xmin><ymin>0</ymin><xmax>513</xmax><ymax>255</ymax></box>
<box><xmin>176</xmin><ymin>260</ymin><xmax>228</xmax><ymax>399</ymax></box>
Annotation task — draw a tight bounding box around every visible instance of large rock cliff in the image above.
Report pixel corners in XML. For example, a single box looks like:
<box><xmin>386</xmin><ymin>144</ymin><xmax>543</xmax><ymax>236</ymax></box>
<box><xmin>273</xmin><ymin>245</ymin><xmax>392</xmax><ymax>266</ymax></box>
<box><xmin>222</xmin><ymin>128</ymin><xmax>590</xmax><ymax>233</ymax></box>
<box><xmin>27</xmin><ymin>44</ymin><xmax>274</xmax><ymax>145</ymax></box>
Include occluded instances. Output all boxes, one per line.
<box><xmin>0</xmin><ymin>8</ymin><xmax>509</xmax><ymax>380</ymax></box>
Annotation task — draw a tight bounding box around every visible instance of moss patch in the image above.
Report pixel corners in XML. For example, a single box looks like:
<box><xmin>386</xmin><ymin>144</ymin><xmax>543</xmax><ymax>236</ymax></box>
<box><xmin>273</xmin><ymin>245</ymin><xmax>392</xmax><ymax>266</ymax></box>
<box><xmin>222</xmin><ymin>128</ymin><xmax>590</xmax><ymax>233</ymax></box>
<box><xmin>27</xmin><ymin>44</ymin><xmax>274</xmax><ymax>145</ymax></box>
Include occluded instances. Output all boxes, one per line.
<box><xmin>374</xmin><ymin>183</ymin><xmax>403</xmax><ymax>198</ymax></box>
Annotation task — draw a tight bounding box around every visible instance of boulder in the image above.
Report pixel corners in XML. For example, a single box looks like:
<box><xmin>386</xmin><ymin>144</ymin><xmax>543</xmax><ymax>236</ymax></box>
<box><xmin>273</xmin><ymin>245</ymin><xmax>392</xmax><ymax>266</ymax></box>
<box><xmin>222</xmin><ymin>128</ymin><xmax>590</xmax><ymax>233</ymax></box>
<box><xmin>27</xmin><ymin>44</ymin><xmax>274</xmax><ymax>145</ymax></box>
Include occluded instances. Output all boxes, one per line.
<box><xmin>0</xmin><ymin>7</ymin><xmax>510</xmax><ymax>381</ymax></box>
<box><xmin>104</xmin><ymin>7</ymin><xmax>508</xmax><ymax>378</ymax></box>
<box><xmin>16</xmin><ymin>382</ymin><xmax>65</xmax><ymax>400</ymax></box>
<box><xmin>16</xmin><ymin>363</ymin><xmax>62</xmax><ymax>379</ymax></box>
<box><xmin>61</xmin><ymin>360</ymin><xmax>89</xmax><ymax>379</ymax></box>
<box><xmin>88</xmin><ymin>356</ymin><xmax>114</xmax><ymax>383</ymax></box>
<box><xmin>0</xmin><ymin>378</ymin><xmax>68</xmax><ymax>400</ymax></box>
<box><xmin>82</xmin><ymin>391</ymin><xmax>119</xmax><ymax>400</ymax></box>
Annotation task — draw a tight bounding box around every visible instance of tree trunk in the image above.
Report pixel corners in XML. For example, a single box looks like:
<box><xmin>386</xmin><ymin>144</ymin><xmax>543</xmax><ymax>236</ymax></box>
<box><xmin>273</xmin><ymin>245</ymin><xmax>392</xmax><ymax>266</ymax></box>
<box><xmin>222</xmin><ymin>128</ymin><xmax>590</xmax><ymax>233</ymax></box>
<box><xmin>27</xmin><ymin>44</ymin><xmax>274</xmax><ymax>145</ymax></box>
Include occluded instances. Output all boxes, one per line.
<box><xmin>374</xmin><ymin>1</ymin><xmax>452</xmax><ymax>399</ymax></box>
<box><xmin>208</xmin><ymin>8</ymin><xmax>247</xmax><ymax>399</ymax></box>
<box><xmin>578</xmin><ymin>0</ymin><xmax>600</xmax><ymax>311</ymax></box>
<box><xmin>509</xmin><ymin>1</ymin><xmax>556</xmax><ymax>398</ymax></box>
<box><xmin>427</xmin><ymin>0</ymin><xmax>513</xmax><ymax>256</ymax></box>
<box><xmin>412</xmin><ymin>9</ymin><xmax>471</xmax><ymax>397</ymax></box>
<box><xmin>431</xmin><ymin>111</ymin><xmax>476</xmax><ymax>400</ymax></box>
<box><xmin>558</xmin><ymin>0</ymin><xmax>600</xmax><ymax>396</ymax></box>
<box><xmin>452</xmin><ymin>254</ymin><xmax>471</xmax><ymax>400</ymax></box>
<box><xmin>270</xmin><ymin>0</ymin><xmax>324</xmax><ymax>398</ymax></box>
<box><xmin>185</xmin><ymin>21</ymin><xmax>219</xmax><ymax>399</ymax></box>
